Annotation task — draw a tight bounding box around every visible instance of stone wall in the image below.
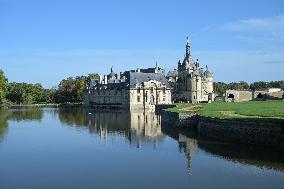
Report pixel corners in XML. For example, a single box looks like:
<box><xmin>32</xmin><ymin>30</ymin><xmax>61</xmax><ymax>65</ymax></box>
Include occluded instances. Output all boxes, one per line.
<box><xmin>160</xmin><ymin>110</ymin><xmax>284</xmax><ymax>149</ymax></box>
<box><xmin>155</xmin><ymin>104</ymin><xmax>177</xmax><ymax>111</ymax></box>
<box><xmin>225</xmin><ymin>90</ymin><xmax>253</xmax><ymax>102</ymax></box>
<box><xmin>197</xmin><ymin>116</ymin><xmax>284</xmax><ymax>148</ymax></box>
<box><xmin>266</xmin><ymin>91</ymin><xmax>284</xmax><ymax>100</ymax></box>
<box><xmin>225</xmin><ymin>90</ymin><xmax>284</xmax><ymax>102</ymax></box>
<box><xmin>160</xmin><ymin>110</ymin><xmax>197</xmax><ymax>129</ymax></box>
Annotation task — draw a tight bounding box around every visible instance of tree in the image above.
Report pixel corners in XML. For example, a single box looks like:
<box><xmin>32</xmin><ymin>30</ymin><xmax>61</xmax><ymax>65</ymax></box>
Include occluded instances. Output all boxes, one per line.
<box><xmin>39</xmin><ymin>88</ymin><xmax>56</xmax><ymax>104</ymax></box>
<box><xmin>6</xmin><ymin>82</ymin><xmax>47</xmax><ymax>104</ymax></box>
<box><xmin>227</xmin><ymin>81</ymin><xmax>249</xmax><ymax>90</ymax></box>
<box><xmin>250</xmin><ymin>81</ymin><xmax>268</xmax><ymax>90</ymax></box>
<box><xmin>0</xmin><ymin>69</ymin><xmax>8</xmax><ymax>101</ymax></box>
<box><xmin>55</xmin><ymin>73</ymin><xmax>99</xmax><ymax>103</ymax></box>
<box><xmin>87</xmin><ymin>73</ymin><xmax>100</xmax><ymax>84</ymax></box>
<box><xmin>214</xmin><ymin>82</ymin><xmax>228</xmax><ymax>94</ymax></box>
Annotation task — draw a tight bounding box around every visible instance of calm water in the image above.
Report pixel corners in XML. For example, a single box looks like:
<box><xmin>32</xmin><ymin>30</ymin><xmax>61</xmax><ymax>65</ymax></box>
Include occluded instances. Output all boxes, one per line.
<box><xmin>0</xmin><ymin>108</ymin><xmax>284</xmax><ymax>189</ymax></box>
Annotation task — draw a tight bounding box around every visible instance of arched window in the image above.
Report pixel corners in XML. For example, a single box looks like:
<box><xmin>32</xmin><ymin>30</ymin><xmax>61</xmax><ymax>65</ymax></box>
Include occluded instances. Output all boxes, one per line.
<box><xmin>228</xmin><ymin>94</ymin><xmax>234</xmax><ymax>99</ymax></box>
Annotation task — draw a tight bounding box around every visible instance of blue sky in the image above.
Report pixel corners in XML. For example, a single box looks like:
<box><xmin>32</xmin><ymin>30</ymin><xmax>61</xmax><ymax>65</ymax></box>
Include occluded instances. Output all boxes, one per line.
<box><xmin>0</xmin><ymin>0</ymin><xmax>283</xmax><ymax>88</ymax></box>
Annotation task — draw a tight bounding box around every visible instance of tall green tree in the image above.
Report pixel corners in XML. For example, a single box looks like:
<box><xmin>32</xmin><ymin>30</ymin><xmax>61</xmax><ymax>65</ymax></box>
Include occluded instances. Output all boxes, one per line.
<box><xmin>55</xmin><ymin>73</ymin><xmax>99</xmax><ymax>103</ymax></box>
<box><xmin>0</xmin><ymin>69</ymin><xmax>8</xmax><ymax>101</ymax></box>
<box><xmin>214</xmin><ymin>82</ymin><xmax>228</xmax><ymax>93</ymax></box>
<box><xmin>6</xmin><ymin>82</ymin><xmax>47</xmax><ymax>104</ymax></box>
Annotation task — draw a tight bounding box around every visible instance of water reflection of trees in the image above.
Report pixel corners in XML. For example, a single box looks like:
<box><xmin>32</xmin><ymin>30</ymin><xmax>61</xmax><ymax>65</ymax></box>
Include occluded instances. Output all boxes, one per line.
<box><xmin>7</xmin><ymin>108</ymin><xmax>43</xmax><ymax>122</ymax></box>
<box><xmin>58</xmin><ymin>108</ymin><xmax>88</xmax><ymax>127</ymax></box>
<box><xmin>0</xmin><ymin>108</ymin><xmax>44</xmax><ymax>142</ymax></box>
<box><xmin>58</xmin><ymin>108</ymin><xmax>165</xmax><ymax>148</ymax></box>
<box><xmin>161</xmin><ymin>121</ymin><xmax>284</xmax><ymax>173</ymax></box>
<box><xmin>0</xmin><ymin>110</ymin><xmax>8</xmax><ymax>143</ymax></box>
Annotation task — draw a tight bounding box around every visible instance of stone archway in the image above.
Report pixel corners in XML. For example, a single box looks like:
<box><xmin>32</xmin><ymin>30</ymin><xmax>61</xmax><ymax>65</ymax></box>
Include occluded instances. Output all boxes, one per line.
<box><xmin>228</xmin><ymin>94</ymin><xmax>234</xmax><ymax>99</ymax></box>
<box><xmin>227</xmin><ymin>93</ymin><xmax>235</xmax><ymax>102</ymax></box>
<box><xmin>256</xmin><ymin>93</ymin><xmax>264</xmax><ymax>99</ymax></box>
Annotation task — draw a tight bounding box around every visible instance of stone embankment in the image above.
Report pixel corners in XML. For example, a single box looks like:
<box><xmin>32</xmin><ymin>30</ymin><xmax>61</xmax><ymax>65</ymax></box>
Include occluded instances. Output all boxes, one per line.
<box><xmin>161</xmin><ymin>110</ymin><xmax>284</xmax><ymax>149</ymax></box>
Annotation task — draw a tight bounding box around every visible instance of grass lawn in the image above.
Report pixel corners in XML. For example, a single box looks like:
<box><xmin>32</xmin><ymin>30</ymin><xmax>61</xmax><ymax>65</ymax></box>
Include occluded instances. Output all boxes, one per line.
<box><xmin>167</xmin><ymin>100</ymin><xmax>284</xmax><ymax>119</ymax></box>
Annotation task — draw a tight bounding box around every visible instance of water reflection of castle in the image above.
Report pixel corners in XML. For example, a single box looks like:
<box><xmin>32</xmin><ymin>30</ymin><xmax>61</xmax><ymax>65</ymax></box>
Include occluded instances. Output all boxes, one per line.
<box><xmin>83</xmin><ymin>110</ymin><xmax>165</xmax><ymax>148</ymax></box>
<box><xmin>178</xmin><ymin>134</ymin><xmax>198</xmax><ymax>173</ymax></box>
<box><xmin>2</xmin><ymin>108</ymin><xmax>283</xmax><ymax>173</ymax></box>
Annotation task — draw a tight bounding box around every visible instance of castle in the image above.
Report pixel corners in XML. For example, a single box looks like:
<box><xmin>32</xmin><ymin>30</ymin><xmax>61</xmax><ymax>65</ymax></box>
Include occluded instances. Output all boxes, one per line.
<box><xmin>84</xmin><ymin>37</ymin><xmax>214</xmax><ymax>109</ymax></box>
<box><xmin>84</xmin><ymin>66</ymin><xmax>172</xmax><ymax>110</ymax></box>
<box><xmin>167</xmin><ymin>37</ymin><xmax>214</xmax><ymax>103</ymax></box>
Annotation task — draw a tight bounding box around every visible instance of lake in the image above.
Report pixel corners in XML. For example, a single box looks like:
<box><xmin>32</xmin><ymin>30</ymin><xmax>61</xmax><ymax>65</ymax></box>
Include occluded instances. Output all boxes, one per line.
<box><xmin>0</xmin><ymin>108</ymin><xmax>284</xmax><ymax>189</ymax></box>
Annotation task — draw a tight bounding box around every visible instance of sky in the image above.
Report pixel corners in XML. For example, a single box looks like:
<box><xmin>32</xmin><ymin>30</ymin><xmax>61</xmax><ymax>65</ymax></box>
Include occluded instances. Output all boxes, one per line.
<box><xmin>0</xmin><ymin>0</ymin><xmax>283</xmax><ymax>88</ymax></box>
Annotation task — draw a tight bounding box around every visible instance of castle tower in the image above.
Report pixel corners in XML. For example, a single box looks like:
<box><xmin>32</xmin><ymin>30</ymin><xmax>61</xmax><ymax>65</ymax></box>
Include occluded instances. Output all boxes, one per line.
<box><xmin>203</xmin><ymin>66</ymin><xmax>214</xmax><ymax>93</ymax></box>
<box><xmin>190</xmin><ymin>66</ymin><xmax>202</xmax><ymax>103</ymax></box>
<box><xmin>185</xmin><ymin>36</ymin><xmax>191</xmax><ymax>58</ymax></box>
<box><xmin>182</xmin><ymin>36</ymin><xmax>195</xmax><ymax>69</ymax></box>
<box><xmin>170</xmin><ymin>36</ymin><xmax>214</xmax><ymax>103</ymax></box>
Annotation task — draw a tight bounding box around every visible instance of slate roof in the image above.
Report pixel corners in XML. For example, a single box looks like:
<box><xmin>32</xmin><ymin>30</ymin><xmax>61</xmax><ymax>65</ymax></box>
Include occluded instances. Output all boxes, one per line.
<box><xmin>127</xmin><ymin>72</ymin><xmax>171</xmax><ymax>88</ymax></box>
<box><xmin>204</xmin><ymin>70</ymin><xmax>213</xmax><ymax>78</ymax></box>
<box><xmin>92</xmin><ymin>82</ymin><xmax>129</xmax><ymax>89</ymax></box>
<box><xmin>166</xmin><ymin>70</ymin><xmax>178</xmax><ymax>77</ymax></box>
<box><xmin>91</xmin><ymin>71</ymin><xmax>171</xmax><ymax>89</ymax></box>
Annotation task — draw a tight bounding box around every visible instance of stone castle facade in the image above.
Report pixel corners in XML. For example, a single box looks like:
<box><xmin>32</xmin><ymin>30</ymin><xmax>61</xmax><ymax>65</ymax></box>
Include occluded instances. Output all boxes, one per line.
<box><xmin>84</xmin><ymin>67</ymin><xmax>172</xmax><ymax>110</ymax></box>
<box><xmin>167</xmin><ymin>37</ymin><xmax>214</xmax><ymax>103</ymax></box>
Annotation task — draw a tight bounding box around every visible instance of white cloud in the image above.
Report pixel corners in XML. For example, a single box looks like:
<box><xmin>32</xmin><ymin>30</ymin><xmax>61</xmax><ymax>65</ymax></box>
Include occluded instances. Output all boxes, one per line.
<box><xmin>220</xmin><ymin>15</ymin><xmax>284</xmax><ymax>31</ymax></box>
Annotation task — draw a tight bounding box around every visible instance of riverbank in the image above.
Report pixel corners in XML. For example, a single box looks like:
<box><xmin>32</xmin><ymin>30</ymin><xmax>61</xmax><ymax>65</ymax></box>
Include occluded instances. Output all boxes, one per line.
<box><xmin>161</xmin><ymin>101</ymin><xmax>284</xmax><ymax>149</ymax></box>
<box><xmin>167</xmin><ymin>100</ymin><xmax>284</xmax><ymax>119</ymax></box>
<box><xmin>4</xmin><ymin>103</ymin><xmax>83</xmax><ymax>109</ymax></box>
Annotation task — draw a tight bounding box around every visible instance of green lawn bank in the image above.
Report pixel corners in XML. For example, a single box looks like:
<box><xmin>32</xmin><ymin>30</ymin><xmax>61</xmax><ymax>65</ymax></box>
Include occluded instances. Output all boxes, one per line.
<box><xmin>163</xmin><ymin>100</ymin><xmax>284</xmax><ymax>149</ymax></box>
<box><xmin>167</xmin><ymin>100</ymin><xmax>284</xmax><ymax>119</ymax></box>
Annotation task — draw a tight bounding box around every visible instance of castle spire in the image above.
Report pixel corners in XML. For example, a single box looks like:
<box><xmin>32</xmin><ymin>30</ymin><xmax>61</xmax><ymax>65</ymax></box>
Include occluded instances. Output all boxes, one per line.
<box><xmin>186</xmin><ymin>36</ymin><xmax>191</xmax><ymax>58</ymax></box>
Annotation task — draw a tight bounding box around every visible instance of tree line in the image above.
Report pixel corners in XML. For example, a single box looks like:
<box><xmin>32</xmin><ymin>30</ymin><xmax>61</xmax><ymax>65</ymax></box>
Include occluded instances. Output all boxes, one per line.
<box><xmin>0</xmin><ymin>69</ymin><xmax>99</xmax><ymax>106</ymax></box>
<box><xmin>1</xmin><ymin>68</ymin><xmax>283</xmax><ymax>105</ymax></box>
<box><xmin>214</xmin><ymin>81</ymin><xmax>284</xmax><ymax>94</ymax></box>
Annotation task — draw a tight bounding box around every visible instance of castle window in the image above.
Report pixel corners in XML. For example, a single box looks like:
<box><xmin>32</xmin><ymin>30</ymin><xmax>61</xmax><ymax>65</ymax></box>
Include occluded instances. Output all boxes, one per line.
<box><xmin>163</xmin><ymin>87</ymin><xmax>166</xmax><ymax>94</ymax></box>
<box><xmin>145</xmin><ymin>91</ymin><xmax>148</xmax><ymax>102</ymax></box>
<box><xmin>137</xmin><ymin>96</ymin><xmax>141</xmax><ymax>102</ymax></box>
<box><xmin>137</xmin><ymin>88</ymin><xmax>141</xmax><ymax>93</ymax></box>
<box><xmin>150</xmin><ymin>87</ymin><xmax>154</xmax><ymax>94</ymax></box>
